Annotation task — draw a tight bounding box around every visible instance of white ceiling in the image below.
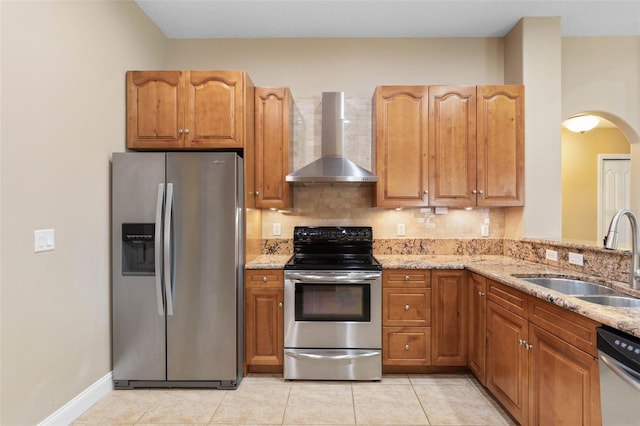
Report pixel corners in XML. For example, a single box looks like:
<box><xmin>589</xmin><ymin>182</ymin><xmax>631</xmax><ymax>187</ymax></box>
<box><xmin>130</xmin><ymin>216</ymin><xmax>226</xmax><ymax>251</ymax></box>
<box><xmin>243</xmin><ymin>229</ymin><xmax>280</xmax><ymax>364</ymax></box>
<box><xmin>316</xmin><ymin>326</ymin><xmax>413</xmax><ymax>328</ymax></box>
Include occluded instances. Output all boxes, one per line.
<box><xmin>135</xmin><ymin>0</ymin><xmax>640</xmax><ymax>39</ymax></box>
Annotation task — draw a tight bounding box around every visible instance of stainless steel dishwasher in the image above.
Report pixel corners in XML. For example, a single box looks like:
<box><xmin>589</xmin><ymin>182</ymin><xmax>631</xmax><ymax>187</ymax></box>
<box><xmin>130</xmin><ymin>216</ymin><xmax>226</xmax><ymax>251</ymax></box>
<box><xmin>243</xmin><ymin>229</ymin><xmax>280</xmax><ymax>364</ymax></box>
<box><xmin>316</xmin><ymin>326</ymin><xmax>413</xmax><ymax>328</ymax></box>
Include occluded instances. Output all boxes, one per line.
<box><xmin>597</xmin><ymin>326</ymin><xmax>640</xmax><ymax>425</ymax></box>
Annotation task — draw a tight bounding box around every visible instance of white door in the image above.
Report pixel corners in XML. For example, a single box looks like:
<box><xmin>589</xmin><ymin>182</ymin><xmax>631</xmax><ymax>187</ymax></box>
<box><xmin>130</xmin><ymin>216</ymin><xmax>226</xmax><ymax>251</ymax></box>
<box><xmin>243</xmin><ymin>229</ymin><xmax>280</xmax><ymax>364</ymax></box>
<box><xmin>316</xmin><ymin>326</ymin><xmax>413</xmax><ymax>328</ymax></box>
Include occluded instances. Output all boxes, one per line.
<box><xmin>599</xmin><ymin>155</ymin><xmax>631</xmax><ymax>249</ymax></box>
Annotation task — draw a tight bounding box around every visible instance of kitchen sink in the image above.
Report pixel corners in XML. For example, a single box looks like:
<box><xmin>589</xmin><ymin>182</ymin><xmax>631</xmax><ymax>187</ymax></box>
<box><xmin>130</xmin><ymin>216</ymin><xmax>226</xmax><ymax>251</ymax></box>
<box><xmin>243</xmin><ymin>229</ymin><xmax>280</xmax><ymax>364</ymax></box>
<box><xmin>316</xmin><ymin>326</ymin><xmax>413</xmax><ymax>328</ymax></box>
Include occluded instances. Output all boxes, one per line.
<box><xmin>574</xmin><ymin>295</ymin><xmax>640</xmax><ymax>308</ymax></box>
<box><xmin>518</xmin><ymin>277</ymin><xmax>620</xmax><ymax>295</ymax></box>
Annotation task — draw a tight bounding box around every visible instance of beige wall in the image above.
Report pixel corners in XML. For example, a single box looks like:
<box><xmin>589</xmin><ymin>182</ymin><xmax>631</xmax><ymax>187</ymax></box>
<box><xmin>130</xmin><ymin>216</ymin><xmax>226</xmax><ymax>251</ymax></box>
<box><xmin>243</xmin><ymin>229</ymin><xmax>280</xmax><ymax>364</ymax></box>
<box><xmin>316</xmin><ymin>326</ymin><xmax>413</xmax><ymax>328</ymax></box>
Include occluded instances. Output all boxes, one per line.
<box><xmin>562</xmin><ymin>127</ymin><xmax>631</xmax><ymax>244</ymax></box>
<box><xmin>166</xmin><ymin>38</ymin><xmax>505</xmax><ymax>97</ymax></box>
<box><xmin>0</xmin><ymin>1</ymin><xmax>166</xmax><ymax>424</ymax></box>
<box><xmin>503</xmin><ymin>18</ymin><xmax>563</xmax><ymax>241</ymax></box>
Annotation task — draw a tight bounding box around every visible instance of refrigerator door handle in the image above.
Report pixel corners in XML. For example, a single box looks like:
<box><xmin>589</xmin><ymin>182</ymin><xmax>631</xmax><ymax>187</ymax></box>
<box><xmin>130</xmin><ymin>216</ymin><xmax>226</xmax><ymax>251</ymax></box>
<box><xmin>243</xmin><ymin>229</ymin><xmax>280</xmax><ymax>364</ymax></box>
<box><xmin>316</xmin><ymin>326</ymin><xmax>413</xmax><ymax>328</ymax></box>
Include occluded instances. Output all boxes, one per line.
<box><xmin>154</xmin><ymin>183</ymin><xmax>165</xmax><ymax>315</ymax></box>
<box><xmin>164</xmin><ymin>182</ymin><xmax>175</xmax><ymax>316</ymax></box>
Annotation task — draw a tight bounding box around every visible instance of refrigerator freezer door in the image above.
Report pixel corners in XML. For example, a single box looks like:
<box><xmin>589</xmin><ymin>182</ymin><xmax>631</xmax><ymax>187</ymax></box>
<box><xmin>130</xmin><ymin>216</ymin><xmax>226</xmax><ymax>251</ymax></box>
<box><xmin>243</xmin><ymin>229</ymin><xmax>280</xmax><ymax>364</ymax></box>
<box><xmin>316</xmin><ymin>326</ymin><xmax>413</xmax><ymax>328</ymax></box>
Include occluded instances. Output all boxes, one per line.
<box><xmin>112</xmin><ymin>152</ymin><xmax>167</xmax><ymax>381</ymax></box>
<box><xmin>166</xmin><ymin>152</ymin><xmax>242</xmax><ymax>381</ymax></box>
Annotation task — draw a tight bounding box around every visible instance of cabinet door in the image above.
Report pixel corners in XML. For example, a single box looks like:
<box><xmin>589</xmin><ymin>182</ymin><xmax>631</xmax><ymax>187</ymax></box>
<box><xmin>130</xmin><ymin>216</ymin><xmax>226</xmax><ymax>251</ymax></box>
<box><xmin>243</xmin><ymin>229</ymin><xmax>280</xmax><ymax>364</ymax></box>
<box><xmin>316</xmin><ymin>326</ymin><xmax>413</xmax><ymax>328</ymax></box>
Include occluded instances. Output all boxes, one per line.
<box><xmin>528</xmin><ymin>325</ymin><xmax>601</xmax><ymax>426</ymax></box>
<box><xmin>126</xmin><ymin>71</ymin><xmax>185</xmax><ymax>149</ymax></box>
<box><xmin>431</xmin><ymin>270</ymin><xmax>468</xmax><ymax>366</ymax></box>
<box><xmin>185</xmin><ymin>70</ymin><xmax>246</xmax><ymax>149</ymax></box>
<box><xmin>245</xmin><ymin>287</ymin><xmax>284</xmax><ymax>368</ymax></box>
<box><xmin>373</xmin><ymin>86</ymin><xmax>429</xmax><ymax>208</ymax></box>
<box><xmin>486</xmin><ymin>301</ymin><xmax>529</xmax><ymax>425</ymax></box>
<box><xmin>468</xmin><ymin>272</ymin><xmax>487</xmax><ymax>384</ymax></box>
<box><xmin>255</xmin><ymin>87</ymin><xmax>292</xmax><ymax>209</ymax></box>
<box><xmin>245</xmin><ymin>270</ymin><xmax>284</xmax><ymax>371</ymax></box>
<box><xmin>476</xmin><ymin>85</ymin><xmax>524</xmax><ymax>207</ymax></box>
<box><xmin>428</xmin><ymin>86</ymin><xmax>477</xmax><ymax>207</ymax></box>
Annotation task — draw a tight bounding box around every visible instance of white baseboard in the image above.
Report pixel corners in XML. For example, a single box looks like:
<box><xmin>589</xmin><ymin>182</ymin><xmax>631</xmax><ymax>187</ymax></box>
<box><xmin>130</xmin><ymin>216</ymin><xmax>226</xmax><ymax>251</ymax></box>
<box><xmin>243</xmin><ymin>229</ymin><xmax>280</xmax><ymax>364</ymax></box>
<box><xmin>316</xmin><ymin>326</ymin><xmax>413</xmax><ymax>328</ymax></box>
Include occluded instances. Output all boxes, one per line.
<box><xmin>38</xmin><ymin>371</ymin><xmax>113</xmax><ymax>426</ymax></box>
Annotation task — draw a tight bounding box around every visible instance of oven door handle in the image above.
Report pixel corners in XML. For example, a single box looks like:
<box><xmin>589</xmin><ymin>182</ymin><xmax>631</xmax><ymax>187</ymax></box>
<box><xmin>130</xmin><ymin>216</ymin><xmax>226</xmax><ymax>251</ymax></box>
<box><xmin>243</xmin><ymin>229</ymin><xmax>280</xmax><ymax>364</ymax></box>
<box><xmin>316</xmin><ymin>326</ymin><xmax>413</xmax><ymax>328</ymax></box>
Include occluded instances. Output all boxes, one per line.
<box><xmin>286</xmin><ymin>350</ymin><xmax>380</xmax><ymax>361</ymax></box>
<box><xmin>285</xmin><ymin>272</ymin><xmax>381</xmax><ymax>283</ymax></box>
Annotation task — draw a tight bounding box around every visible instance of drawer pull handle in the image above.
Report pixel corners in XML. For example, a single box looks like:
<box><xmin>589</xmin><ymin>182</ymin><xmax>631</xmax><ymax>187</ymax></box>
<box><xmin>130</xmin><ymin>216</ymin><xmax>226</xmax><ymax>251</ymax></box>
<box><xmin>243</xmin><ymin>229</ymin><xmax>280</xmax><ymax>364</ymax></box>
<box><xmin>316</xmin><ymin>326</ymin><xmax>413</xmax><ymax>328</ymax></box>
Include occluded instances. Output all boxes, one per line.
<box><xmin>405</xmin><ymin>304</ymin><xmax>410</xmax><ymax>311</ymax></box>
<box><xmin>405</xmin><ymin>344</ymin><xmax>410</xmax><ymax>350</ymax></box>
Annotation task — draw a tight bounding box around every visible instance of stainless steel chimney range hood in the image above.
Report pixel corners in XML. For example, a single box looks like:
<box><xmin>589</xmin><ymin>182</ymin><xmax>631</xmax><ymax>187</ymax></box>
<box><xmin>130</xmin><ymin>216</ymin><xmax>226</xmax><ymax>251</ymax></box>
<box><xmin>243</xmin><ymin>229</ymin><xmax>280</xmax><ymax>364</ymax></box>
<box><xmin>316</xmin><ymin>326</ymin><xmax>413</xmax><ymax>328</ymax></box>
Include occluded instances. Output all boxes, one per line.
<box><xmin>286</xmin><ymin>92</ymin><xmax>378</xmax><ymax>184</ymax></box>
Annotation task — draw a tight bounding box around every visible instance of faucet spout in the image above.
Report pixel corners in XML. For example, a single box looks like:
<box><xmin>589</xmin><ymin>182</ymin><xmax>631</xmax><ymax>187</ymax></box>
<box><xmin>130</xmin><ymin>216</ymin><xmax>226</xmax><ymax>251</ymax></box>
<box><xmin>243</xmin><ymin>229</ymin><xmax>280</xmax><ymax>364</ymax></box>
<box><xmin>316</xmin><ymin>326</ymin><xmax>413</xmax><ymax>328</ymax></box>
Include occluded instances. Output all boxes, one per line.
<box><xmin>604</xmin><ymin>209</ymin><xmax>640</xmax><ymax>290</ymax></box>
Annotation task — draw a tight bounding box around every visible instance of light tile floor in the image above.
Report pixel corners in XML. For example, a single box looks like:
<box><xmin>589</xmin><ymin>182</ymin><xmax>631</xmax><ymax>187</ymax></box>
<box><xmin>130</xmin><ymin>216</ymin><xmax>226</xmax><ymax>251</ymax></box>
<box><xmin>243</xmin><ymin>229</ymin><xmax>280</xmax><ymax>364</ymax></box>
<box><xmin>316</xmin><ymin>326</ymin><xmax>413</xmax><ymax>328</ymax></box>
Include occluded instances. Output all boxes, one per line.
<box><xmin>73</xmin><ymin>373</ymin><xmax>517</xmax><ymax>425</ymax></box>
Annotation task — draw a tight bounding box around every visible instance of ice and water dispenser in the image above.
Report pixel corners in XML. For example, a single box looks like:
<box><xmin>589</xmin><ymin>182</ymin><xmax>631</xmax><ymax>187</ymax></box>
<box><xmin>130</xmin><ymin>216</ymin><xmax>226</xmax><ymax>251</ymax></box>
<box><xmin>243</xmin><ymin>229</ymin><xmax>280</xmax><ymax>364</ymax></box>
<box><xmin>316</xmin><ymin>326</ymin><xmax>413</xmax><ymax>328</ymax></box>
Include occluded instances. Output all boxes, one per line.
<box><xmin>121</xmin><ymin>223</ymin><xmax>155</xmax><ymax>275</ymax></box>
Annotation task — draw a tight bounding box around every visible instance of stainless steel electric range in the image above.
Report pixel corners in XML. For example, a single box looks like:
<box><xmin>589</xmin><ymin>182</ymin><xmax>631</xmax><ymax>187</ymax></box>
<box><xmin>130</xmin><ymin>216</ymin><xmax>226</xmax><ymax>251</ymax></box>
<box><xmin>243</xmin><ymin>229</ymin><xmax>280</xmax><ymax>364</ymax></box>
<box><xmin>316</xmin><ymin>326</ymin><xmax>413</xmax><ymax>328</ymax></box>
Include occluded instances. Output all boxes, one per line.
<box><xmin>283</xmin><ymin>226</ymin><xmax>382</xmax><ymax>381</ymax></box>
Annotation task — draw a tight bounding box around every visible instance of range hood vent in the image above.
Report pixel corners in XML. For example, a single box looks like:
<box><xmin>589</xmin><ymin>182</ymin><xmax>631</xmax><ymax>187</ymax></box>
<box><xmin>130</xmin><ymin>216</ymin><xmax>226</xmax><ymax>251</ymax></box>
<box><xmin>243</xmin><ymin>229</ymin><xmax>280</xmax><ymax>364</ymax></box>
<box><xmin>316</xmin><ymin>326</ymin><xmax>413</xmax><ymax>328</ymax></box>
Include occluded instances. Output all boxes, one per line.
<box><xmin>286</xmin><ymin>92</ymin><xmax>378</xmax><ymax>184</ymax></box>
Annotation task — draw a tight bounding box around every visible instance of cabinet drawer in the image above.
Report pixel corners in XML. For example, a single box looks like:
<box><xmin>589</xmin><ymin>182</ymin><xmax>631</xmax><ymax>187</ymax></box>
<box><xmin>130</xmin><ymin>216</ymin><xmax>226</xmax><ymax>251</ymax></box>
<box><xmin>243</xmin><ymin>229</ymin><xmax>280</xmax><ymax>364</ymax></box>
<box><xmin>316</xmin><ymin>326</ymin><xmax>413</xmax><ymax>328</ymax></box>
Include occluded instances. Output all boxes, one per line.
<box><xmin>529</xmin><ymin>298</ymin><xmax>600</xmax><ymax>357</ymax></box>
<box><xmin>245</xmin><ymin>269</ymin><xmax>284</xmax><ymax>288</ymax></box>
<box><xmin>383</xmin><ymin>327</ymin><xmax>431</xmax><ymax>365</ymax></box>
<box><xmin>384</xmin><ymin>270</ymin><xmax>431</xmax><ymax>288</ymax></box>
<box><xmin>383</xmin><ymin>289</ymin><xmax>431</xmax><ymax>326</ymax></box>
<box><xmin>487</xmin><ymin>279</ymin><xmax>527</xmax><ymax>317</ymax></box>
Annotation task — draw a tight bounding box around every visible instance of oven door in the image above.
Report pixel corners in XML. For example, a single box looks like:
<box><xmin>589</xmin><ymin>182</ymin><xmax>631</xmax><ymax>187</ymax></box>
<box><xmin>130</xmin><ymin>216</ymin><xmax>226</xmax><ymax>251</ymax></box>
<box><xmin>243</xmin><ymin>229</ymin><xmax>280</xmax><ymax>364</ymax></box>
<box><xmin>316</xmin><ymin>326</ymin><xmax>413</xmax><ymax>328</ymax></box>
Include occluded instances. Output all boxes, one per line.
<box><xmin>284</xmin><ymin>270</ymin><xmax>381</xmax><ymax>349</ymax></box>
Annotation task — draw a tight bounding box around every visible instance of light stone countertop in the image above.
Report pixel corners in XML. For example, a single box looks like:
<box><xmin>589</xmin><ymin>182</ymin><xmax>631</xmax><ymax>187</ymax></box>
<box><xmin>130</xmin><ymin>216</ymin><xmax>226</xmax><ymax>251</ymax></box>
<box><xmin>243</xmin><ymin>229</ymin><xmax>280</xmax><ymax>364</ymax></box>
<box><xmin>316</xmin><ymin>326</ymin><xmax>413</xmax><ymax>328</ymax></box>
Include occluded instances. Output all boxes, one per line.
<box><xmin>246</xmin><ymin>254</ymin><xmax>640</xmax><ymax>338</ymax></box>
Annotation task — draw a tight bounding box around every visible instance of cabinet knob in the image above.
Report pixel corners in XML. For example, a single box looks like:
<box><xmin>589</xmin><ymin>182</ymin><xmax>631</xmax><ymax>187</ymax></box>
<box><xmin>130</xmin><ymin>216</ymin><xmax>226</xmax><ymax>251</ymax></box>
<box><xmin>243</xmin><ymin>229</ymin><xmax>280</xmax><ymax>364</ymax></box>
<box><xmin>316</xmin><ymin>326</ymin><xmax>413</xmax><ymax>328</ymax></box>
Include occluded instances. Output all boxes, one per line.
<box><xmin>278</xmin><ymin>302</ymin><xmax>283</xmax><ymax>308</ymax></box>
<box><xmin>423</xmin><ymin>190</ymin><xmax>428</xmax><ymax>195</ymax></box>
<box><xmin>178</xmin><ymin>129</ymin><xmax>183</xmax><ymax>134</ymax></box>
<box><xmin>261</xmin><ymin>276</ymin><xmax>267</xmax><ymax>282</ymax></box>
<box><xmin>404</xmin><ymin>275</ymin><xmax>410</xmax><ymax>281</ymax></box>
<box><xmin>405</xmin><ymin>344</ymin><xmax>410</xmax><ymax>350</ymax></box>
<box><xmin>184</xmin><ymin>128</ymin><xmax>190</xmax><ymax>134</ymax></box>
<box><xmin>478</xmin><ymin>189</ymin><xmax>484</xmax><ymax>195</ymax></box>
<box><xmin>405</xmin><ymin>304</ymin><xmax>410</xmax><ymax>311</ymax></box>
<box><xmin>478</xmin><ymin>291</ymin><xmax>485</xmax><ymax>296</ymax></box>
<box><xmin>472</xmin><ymin>189</ymin><xmax>478</xmax><ymax>194</ymax></box>
<box><xmin>255</xmin><ymin>190</ymin><xmax>260</xmax><ymax>196</ymax></box>
<box><xmin>525</xmin><ymin>342</ymin><xmax>533</xmax><ymax>351</ymax></box>
<box><xmin>518</xmin><ymin>339</ymin><xmax>524</xmax><ymax>346</ymax></box>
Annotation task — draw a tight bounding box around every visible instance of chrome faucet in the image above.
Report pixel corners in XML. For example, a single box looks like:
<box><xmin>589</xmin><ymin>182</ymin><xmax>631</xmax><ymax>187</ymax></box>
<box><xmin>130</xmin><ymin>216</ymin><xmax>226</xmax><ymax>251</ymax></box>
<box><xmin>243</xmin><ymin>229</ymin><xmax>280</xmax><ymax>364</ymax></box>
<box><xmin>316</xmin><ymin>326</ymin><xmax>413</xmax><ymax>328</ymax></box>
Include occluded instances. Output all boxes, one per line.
<box><xmin>604</xmin><ymin>209</ymin><xmax>640</xmax><ymax>290</ymax></box>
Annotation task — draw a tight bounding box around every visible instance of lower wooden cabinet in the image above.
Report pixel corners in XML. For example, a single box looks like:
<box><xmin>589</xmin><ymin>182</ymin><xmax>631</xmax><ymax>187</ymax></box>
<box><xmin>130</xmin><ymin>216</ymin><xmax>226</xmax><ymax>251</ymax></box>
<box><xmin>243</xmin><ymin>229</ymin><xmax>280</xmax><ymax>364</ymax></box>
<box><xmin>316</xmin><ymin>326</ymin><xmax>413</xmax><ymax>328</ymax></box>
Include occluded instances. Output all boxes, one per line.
<box><xmin>244</xmin><ymin>269</ymin><xmax>284</xmax><ymax>373</ymax></box>
<box><xmin>431</xmin><ymin>270</ymin><xmax>468</xmax><ymax>366</ymax></box>
<box><xmin>484</xmin><ymin>279</ymin><xmax>601</xmax><ymax>426</ymax></box>
<box><xmin>486</xmin><ymin>299</ymin><xmax>529</xmax><ymax>424</ymax></box>
<box><xmin>382</xmin><ymin>269</ymin><xmax>432</xmax><ymax>367</ymax></box>
<box><xmin>529</xmin><ymin>325</ymin><xmax>600</xmax><ymax>425</ymax></box>
<box><xmin>467</xmin><ymin>272</ymin><xmax>487</xmax><ymax>384</ymax></box>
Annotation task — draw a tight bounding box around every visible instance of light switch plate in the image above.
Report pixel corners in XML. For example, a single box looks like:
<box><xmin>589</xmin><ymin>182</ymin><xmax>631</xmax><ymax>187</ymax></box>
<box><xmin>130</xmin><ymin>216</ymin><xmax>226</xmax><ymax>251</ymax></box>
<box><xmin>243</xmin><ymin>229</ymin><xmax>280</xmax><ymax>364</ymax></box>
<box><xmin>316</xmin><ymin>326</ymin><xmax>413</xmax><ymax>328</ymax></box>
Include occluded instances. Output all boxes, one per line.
<box><xmin>397</xmin><ymin>223</ymin><xmax>406</xmax><ymax>236</ymax></box>
<box><xmin>34</xmin><ymin>229</ymin><xmax>55</xmax><ymax>252</ymax></box>
<box><xmin>272</xmin><ymin>223</ymin><xmax>281</xmax><ymax>236</ymax></box>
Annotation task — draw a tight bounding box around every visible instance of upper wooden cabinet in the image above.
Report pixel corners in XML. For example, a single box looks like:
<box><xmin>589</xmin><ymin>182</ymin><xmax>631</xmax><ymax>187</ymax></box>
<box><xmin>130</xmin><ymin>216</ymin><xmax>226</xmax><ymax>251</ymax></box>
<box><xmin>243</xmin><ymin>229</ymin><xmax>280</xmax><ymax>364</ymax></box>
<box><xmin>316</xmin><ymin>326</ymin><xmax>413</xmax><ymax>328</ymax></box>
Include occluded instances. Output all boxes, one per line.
<box><xmin>428</xmin><ymin>86</ymin><xmax>477</xmax><ymax>207</ymax></box>
<box><xmin>373</xmin><ymin>86</ymin><xmax>429</xmax><ymax>208</ymax></box>
<box><xmin>374</xmin><ymin>84</ymin><xmax>524</xmax><ymax>208</ymax></box>
<box><xmin>126</xmin><ymin>70</ymin><xmax>254</xmax><ymax>150</ymax></box>
<box><xmin>254</xmin><ymin>87</ymin><xmax>293</xmax><ymax>209</ymax></box>
<box><xmin>429</xmin><ymin>85</ymin><xmax>524</xmax><ymax>207</ymax></box>
<box><xmin>476</xmin><ymin>85</ymin><xmax>525</xmax><ymax>207</ymax></box>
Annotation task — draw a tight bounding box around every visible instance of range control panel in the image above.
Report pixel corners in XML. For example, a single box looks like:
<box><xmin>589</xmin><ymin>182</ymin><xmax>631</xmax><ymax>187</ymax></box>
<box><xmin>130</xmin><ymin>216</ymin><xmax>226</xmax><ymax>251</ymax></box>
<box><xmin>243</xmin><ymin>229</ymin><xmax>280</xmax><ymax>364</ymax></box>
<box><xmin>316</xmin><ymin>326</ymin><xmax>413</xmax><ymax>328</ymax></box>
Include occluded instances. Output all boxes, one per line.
<box><xmin>293</xmin><ymin>226</ymin><xmax>373</xmax><ymax>243</ymax></box>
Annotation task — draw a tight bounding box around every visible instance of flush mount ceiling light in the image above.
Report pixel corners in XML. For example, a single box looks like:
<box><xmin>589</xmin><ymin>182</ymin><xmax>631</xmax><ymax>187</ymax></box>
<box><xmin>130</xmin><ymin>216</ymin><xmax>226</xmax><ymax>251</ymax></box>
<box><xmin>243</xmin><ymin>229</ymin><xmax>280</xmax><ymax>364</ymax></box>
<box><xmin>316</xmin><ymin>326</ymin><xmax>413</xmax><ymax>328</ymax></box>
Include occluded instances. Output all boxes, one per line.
<box><xmin>564</xmin><ymin>115</ymin><xmax>600</xmax><ymax>133</ymax></box>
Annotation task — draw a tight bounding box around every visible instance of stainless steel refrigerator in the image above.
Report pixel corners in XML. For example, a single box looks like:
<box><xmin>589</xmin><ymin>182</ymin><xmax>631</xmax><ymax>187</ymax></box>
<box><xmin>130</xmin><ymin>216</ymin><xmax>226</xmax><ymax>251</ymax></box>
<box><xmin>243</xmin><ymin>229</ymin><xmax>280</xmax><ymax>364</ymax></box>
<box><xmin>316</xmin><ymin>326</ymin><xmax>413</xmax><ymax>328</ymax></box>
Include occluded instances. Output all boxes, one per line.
<box><xmin>111</xmin><ymin>152</ymin><xmax>244</xmax><ymax>389</ymax></box>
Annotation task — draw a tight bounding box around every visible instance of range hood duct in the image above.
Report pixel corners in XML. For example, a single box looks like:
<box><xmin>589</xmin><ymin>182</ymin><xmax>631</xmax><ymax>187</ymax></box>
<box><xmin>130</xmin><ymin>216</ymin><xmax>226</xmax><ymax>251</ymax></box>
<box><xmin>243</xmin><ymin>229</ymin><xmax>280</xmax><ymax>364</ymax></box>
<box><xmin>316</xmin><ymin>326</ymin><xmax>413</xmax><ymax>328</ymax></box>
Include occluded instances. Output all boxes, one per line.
<box><xmin>286</xmin><ymin>92</ymin><xmax>378</xmax><ymax>184</ymax></box>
